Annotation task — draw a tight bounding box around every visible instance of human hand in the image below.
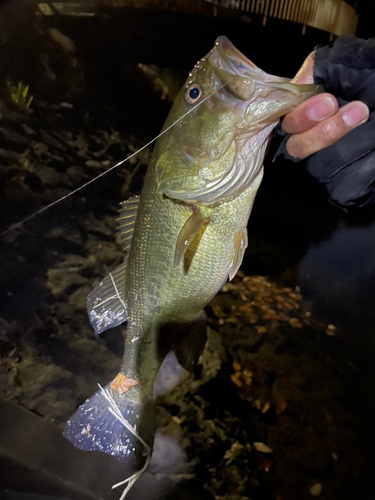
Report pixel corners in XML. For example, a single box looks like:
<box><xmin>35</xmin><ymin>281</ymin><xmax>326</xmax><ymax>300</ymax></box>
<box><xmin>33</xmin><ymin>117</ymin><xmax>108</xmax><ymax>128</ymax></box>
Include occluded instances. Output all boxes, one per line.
<box><xmin>283</xmin><ymin>52</ymin><xmax>370</xmax><ymax>159</ymax></box>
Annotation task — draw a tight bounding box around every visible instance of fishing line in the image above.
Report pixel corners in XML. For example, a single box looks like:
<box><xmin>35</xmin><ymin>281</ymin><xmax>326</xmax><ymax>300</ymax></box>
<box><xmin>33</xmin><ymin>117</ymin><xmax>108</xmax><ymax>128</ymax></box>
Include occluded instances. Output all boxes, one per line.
<box><xmin>1</xmin><ymin>83</ymin><xmax>226</xmax><ymax>237</ymax></box>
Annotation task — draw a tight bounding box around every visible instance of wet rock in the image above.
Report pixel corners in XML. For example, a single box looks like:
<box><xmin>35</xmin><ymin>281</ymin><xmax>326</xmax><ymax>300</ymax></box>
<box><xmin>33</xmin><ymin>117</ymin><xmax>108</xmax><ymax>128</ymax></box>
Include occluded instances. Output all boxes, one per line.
<box><xmin>137</xmin><ymin>63</ymin><xmax>185</xmax><ymax>102</ymax></box>
<box><xmin>85</xmin><ymin>160</ymin><xmax>102</xmax><ymax>169</ymax></box>
<box><xmin>46</xmin><ymin>255</ymin><xmax>95</xmax><ymax>297</ymax></box>
<box><xmin>84</xmin><ymin>239</ymin><xmax>124</xmax><ymax>269</ymax></box>
<box><xmin>0</xmin><ymin>147</ymin><xmax>29</xmax><ymax>161</ymax></box>
<box><xmin>34</xmin><ymin>164</ymin><xmax>62</xmax><ymax>186</ymax></box>
<box><xmin>68</xmin><ymin>285</ymin><xmax>92</xmax><ymax>311</ymax></box>
<box><xmin>48</xmin><ymin>28</ymin><xmax>75</xmax><ymax>55</ymax></box>
<box><xmin>22</xmin><ymin>123</ymin><xmax>36</xmax><ymax>135</ymax></box>
<box><xmin>31</xmin><ymin>140</ymin><xmax>49</xmax><ymax>156</ymax></box>
<box><xmin>46</xmin><ymin>225</ymin><xmax>83</xmax><ymax>245</ymax></box>
<box><xmin>47</xmin><ymin>270</ymin><xmax>88</xmax><ymax>297</ymax></box>
<box><xmin>40</xmin><ymin>130</ymin><xmax>67</xmax><ymax>150</ymax></box>
<box><xmin>65</xmin><ymin>165</ymin><xmax>88</xmax><ymax>185</ymax></box>
<box><xmin>80</xmin><ymin>213</ymin><xmax>114</xmax><ymax>236</ymax></box>
<box><xmin>0</xmin><ymin>126</ymin><xmax>29</xmax><ymax>144</ymax></box>
<box><xmin>9</xmin><ymin>357</ymin><xmax>74</xmax><ymax>422</ymax></box>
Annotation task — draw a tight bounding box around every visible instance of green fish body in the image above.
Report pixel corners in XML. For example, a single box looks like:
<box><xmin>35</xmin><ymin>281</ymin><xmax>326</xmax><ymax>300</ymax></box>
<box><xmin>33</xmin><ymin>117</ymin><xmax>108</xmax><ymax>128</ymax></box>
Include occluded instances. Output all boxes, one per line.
<box><xmin>64</xmin><ymin>36</ymin><xmax>318</xmax><ymax>468</ymax></box>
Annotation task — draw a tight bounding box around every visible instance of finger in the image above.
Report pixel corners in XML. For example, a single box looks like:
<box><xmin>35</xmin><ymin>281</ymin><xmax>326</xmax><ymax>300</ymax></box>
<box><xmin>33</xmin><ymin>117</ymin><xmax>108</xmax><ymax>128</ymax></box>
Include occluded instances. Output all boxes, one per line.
<box><xmin>282</xmin><ymin>93</ymin><xmax>338</xmax><ymax>135</ymax></box>
<box><xmin>291</xmin><ymin>52</ymin><xmax>315</xmax><ymax>84</ymax></box>
<box><xmin>286</xmin><ymin>101</ymin><xmax>370</xmax><ymax>159</ymax></box>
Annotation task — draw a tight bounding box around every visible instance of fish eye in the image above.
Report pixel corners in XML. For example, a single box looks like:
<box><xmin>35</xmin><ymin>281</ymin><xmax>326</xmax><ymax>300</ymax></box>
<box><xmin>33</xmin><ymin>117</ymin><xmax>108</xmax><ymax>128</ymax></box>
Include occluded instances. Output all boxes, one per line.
<box><xmin>185</xmin><ymin>84</ymin><xmax>202</xmax><ymax>104</ymax></box>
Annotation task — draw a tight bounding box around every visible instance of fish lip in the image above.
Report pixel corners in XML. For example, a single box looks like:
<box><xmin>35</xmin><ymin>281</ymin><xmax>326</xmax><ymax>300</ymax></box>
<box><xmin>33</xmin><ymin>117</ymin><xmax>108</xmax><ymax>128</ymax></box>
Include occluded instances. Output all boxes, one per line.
<box><xmin>209</xmin><ymin>36</ymin><xmax>311</xmax><ymax>100</ymax></box>
<box><xmin>211</xmin><ymin>35</ymin><xmax>262</xmax><ymax>80</ymax></box>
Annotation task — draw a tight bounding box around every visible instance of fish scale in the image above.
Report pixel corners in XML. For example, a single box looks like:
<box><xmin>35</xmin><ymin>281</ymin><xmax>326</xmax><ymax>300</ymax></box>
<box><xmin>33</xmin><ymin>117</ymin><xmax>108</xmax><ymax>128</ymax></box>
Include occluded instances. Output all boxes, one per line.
<box><xmin>64</xmin><ymin>36</ymin><xmax>319</xmax><ymax>486</ymax></box>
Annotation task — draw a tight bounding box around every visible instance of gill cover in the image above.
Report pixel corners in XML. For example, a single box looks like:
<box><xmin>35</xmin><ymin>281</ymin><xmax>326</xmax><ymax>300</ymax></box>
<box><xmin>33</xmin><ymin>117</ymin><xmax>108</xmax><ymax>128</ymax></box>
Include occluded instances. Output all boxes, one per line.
<box><xmin>157</xmin><ymin>36</ymin><xmax>319</xmax><ymax>207</ymax></box>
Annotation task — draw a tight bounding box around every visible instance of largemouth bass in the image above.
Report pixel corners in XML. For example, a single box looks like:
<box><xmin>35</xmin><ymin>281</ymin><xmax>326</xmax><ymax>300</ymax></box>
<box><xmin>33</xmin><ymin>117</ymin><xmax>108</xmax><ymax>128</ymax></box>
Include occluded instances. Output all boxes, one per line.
<box><xmin>64</xmin><ymin>36</ymin><xmax>317</xmax><ymax>468</ymax></box>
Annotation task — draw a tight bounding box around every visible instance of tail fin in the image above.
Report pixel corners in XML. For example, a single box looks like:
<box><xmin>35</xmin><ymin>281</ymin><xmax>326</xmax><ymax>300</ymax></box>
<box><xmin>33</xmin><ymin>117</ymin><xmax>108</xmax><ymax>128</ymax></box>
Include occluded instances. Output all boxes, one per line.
<box><xmin>63</xmin><ymin>384</ymin><xmax>155</xmax><ymax>465</ymax></box>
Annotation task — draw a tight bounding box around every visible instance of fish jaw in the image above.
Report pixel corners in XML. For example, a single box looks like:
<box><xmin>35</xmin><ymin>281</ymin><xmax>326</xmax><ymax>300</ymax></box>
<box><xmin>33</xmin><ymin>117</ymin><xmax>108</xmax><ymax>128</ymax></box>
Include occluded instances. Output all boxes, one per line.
<box><xmin>210</xmin><ymin>35</ymin><xmax>321</xmax><ymax>104</ymax></box>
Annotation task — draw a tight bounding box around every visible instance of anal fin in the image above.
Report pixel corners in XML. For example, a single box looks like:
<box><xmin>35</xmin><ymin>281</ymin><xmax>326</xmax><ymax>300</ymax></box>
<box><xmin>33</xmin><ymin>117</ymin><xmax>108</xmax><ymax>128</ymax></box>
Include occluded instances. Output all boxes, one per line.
<box><xmin>229</xmin><ymin>227</ymin><xmax>248</xmax><ymax>281</ymax></box>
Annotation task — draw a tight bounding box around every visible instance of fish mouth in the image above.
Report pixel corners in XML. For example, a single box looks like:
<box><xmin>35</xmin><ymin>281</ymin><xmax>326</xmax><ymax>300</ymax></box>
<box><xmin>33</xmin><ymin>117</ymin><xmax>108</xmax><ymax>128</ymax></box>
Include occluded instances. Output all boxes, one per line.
<box><xmin>210</xmin><ymin>36</ymin><xmax>318</xmax><ymax>101</ymax></box>
<box><xmin>211</xmin><ymin>36</ymin><xmax>267</xmax><ymax>82</ymax></box>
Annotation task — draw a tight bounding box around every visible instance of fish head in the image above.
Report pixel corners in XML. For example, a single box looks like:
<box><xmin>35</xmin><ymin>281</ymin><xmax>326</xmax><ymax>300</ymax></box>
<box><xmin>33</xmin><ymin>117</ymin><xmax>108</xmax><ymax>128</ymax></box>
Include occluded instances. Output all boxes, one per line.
<box><xmin>156</xmin><ymin>36</ymin><xmax>320</xmax><ymax>206</ymax></box>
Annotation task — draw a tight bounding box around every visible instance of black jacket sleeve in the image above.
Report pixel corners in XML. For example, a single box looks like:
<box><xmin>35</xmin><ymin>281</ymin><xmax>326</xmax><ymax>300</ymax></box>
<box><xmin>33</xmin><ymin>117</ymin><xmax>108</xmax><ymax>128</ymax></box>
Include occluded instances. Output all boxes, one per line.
<box><xmin>275</xmin><ymin>37</ymin><xmax>375</xmax><ymax>209</ymax></box>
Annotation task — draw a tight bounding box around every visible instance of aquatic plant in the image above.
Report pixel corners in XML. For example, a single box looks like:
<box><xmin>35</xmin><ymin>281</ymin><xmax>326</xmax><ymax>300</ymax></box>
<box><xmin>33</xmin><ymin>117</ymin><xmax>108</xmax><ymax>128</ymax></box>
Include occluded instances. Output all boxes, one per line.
<box><xmin>7</xmin><ymin>81</ymin><xmax>33</xmax><ymax>111</ymax></box>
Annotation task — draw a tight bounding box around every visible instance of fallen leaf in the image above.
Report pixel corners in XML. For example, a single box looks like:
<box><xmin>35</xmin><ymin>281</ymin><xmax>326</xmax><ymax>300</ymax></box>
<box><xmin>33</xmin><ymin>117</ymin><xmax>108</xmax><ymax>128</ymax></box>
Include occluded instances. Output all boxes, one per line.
<box><xmin>230</xmin><ymin>372</ymin><xmax>242</xmax><ymax>388</ymax></box>
<box><xmin>232</xmin><ymin>361</ymin><xmax>241</xmax><ymax>372</ymax></box>
<box><xmin>325</xmin><ymin>324</ymin><xmax>336</xmax><ymax>336</ymax></box>
<box><xmin>261</xmin><ymin>402</ymin><xmax>271</xmax><ymax>414</ymax></box>
<box><xmin>310</xmin><ymin>483</ymin><xmax>322</xmax><ymax>496</ymax></box>
<box><xmin>272</xmin><ymin>380</ymin><xmax>287</xmax><ymax>415</ymax></box>
<box><xmin>253</xmin><ymin>442</ymin><xmax>273</xmax><ymax>453</ymax></box>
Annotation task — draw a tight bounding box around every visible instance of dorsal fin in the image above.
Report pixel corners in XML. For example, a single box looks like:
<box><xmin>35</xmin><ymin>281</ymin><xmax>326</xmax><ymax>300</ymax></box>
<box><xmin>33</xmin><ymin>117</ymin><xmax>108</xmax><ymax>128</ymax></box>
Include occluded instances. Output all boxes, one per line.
<box><xmin>117</xmin><ymin>196</ymin><xmax>140</xmax><ymax>252</ymax></box>
<box><xmin>87</xmin><ymin>196</ymin><xmax>139</xmax><ymax>335</ymax></box>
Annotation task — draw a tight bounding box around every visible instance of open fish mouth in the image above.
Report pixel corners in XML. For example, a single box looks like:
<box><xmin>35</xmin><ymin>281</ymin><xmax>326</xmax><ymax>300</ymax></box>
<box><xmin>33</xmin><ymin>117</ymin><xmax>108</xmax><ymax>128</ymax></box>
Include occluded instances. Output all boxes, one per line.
<box><xmin>210</xmin><ymin>36</ymin><xmax>267</xmax><ymax>80</ymax></box>
<box><xmin>209</xmin><ymin>35</ymin><xmax>318</xmax><ymax>101</ymax></box>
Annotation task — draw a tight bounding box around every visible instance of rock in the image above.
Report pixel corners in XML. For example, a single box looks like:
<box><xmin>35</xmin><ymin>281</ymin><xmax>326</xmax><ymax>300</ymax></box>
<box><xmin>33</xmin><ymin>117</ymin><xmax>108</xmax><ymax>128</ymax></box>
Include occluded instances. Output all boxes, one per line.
<box><xmin>68</xmin><ymin>285</ymin><xmax>92</xmax><ymax>311</ymax></box>
<box><xmin>85</xmin><ymin>160</ymin><xmax>102</xmax><ymax>169</ymax></box>
<box><xmin>46</xmin><ymin>225</ymin><xmax>83</xmax><ymax>245</ymax></box>
<box><xmin>66</xmin><ymin>165</ymin><xmax>87</xmax><ymax>183</ymax></box>
<box><xmin>40</xmin><ymin>130</ymin><xmax>66</xmax><ymax>150</ymax></box>
<box><xmin>80</xmin><ymin>213</ymin><xmax>113</xmax><ymax>236</ymax></box>
<box><xmin>31</xmin><ymin>141</ymin><xmax>49</xmax><ymax>156</ymax></box>
<box><xmin>137</xmin><ymin>63</ymin><xmax>185</xmax><ymax>102</ymax></box>
<box><xmin>47</xmin><ymin>269</ymin><xmax>87</xmax><ymax>297</ymax></box>
<box><xmin>48</xmin><ymin>28</ymin><xmax>75</xmax><ymax>55</ymax></box>
<box><xmin>34</xmin><ymin>164</ymin><xmax>62</xmax><ymax>186</ymax></box>
<box><xmin>22</xmin><ymin>124</ymin><xmax>36</xmax><ymax>135</ymax></box>
<box><xmin>46</xmin><ymin>255</ymin><xmax>95</xmax><ymax>296</ymax></box>
<box><xmin>0</xmin><ymin>147</ymin><xmax>29</xmax><ymax>161</ymax></box>
<box><xmin>0</xmin><ymin>126</ymin><xmax>29</xmax><ymax>144</ymax></box>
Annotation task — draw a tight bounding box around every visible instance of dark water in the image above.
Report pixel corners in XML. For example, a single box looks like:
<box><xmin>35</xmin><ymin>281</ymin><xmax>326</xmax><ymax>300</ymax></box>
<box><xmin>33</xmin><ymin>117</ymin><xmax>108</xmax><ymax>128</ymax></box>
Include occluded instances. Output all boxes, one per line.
<box><xmin>1</xmin><ymin>2</ymin><xmax>375</xmax><ymax>499</ymax></box>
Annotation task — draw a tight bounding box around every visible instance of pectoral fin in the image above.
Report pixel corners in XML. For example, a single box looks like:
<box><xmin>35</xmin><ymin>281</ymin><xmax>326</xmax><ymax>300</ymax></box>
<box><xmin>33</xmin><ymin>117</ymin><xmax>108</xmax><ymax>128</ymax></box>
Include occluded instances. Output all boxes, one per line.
<box><xmin>229</xmin><ymin>228</ymin><xmax>248</xmax><ymax>281</ymax></box>
<box><xmin>87</xmin><ymin>259</ymin><xmax>128</xmax><ymax>334</ymax></box>
<box><xmin>174</xmin><ymin>207</ymin><xmax>210</xmax><ymax>268</ymax></box>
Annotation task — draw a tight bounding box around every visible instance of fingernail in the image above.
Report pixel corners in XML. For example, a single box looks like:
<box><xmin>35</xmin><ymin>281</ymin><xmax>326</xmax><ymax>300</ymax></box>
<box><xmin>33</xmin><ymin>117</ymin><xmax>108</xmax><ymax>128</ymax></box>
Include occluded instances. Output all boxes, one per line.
<box><xmin>342</xmin><ymin>102</ymin><xmax>369</xmax><ymax>126</ymax></box>
<box><xmin>308</xmin><ymin>96</ymin><xmax>336</xmax><ymax>120</ymax></box>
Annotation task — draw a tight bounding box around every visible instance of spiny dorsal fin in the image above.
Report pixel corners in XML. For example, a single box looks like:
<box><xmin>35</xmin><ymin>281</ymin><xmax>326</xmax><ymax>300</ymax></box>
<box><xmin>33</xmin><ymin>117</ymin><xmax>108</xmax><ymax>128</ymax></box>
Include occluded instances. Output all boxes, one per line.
<box><xmin>174</xmin><ymin>207</ymin><xmax>210</xmax><ymax>268</ymax></box>
<box><xmin>87</xmin><ymin>259</ymin><xmax>128</xmax><ymax>334</ymax></box>
<box><xmin>117</xmin><ymin>196</ymin><xmax>140</xmax><ymax>252</ymax></box>
<box><xmin>228</xmin><ymin>227</ymin><xmax>248</xmax><ymax>281</ymax></box>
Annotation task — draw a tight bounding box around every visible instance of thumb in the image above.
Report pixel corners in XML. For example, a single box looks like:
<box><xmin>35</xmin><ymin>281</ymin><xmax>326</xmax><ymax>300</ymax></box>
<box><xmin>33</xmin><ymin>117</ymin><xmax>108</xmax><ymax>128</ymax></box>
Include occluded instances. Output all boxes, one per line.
<box><xmin>291</xmin><ymin>52</ymin><xmax>315</xmax><ymax>85</ymax></box>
